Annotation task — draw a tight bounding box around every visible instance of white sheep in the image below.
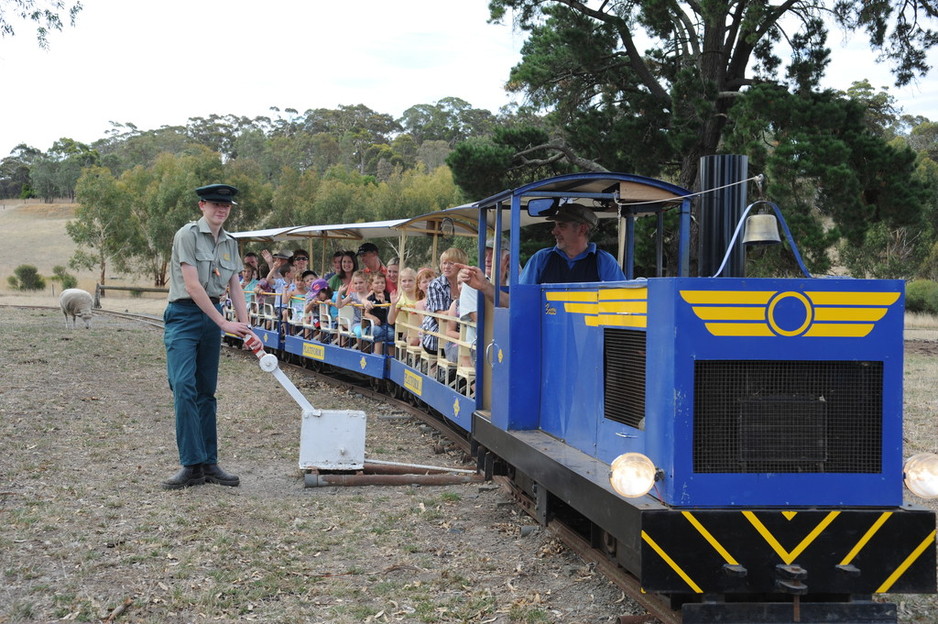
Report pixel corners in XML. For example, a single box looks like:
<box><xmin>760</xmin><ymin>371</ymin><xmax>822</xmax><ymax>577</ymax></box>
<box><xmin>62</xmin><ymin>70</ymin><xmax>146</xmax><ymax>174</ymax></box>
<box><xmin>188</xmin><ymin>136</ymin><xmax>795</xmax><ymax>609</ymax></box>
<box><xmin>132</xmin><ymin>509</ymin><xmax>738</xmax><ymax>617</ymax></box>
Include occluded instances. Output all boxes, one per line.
<box><xmin>59</xmin><ymin>288</ymin><xmax>94</xmax><ymax>329</ymax></box>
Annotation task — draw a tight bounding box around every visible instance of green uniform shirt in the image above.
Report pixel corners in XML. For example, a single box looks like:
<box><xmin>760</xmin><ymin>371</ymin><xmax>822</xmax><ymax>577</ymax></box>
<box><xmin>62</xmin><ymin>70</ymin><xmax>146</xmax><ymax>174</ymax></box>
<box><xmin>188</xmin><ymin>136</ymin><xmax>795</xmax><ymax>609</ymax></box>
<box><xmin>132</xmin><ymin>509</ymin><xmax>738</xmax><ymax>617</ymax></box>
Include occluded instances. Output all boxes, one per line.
<box><xmin>167</xmin><ymin>217</ymin><xmax>240</xmax><ymax>302</ymax></box>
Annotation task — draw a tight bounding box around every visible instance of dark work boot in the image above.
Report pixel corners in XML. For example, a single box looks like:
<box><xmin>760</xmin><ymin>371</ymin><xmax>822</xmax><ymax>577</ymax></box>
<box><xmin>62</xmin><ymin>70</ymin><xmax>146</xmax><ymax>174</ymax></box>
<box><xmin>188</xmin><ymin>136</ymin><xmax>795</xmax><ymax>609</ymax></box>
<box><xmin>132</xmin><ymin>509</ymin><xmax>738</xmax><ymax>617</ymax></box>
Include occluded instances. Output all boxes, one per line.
<box><xmin>162</xmin><ymin>465</ymin><xmax>205</xmax><ymax>490</ymax></box>
<box><xmin>202</xmin><ymin>464</ymin><xmax>240</xmax><ymax>487</ymax></box>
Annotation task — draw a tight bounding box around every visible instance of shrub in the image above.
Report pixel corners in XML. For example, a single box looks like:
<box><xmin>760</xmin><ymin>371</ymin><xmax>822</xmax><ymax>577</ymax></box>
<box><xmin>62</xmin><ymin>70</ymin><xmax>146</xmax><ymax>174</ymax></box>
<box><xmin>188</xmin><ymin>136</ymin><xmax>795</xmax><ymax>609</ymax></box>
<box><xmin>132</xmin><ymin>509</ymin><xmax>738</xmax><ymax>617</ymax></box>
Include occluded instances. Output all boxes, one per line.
<box><xmin>907</xmin><ymin>280</ymin><xmax>938</xmax><ymax>314</ymax></box>
<box><xmin>7</xmin><ymin>265</ymin><xmax>46</xmax><ymax>291</ymax></box>
<box><xmin>51</xmin><ymin>266</ymin><xmax>78</xmax><ymax>290</ymax></box>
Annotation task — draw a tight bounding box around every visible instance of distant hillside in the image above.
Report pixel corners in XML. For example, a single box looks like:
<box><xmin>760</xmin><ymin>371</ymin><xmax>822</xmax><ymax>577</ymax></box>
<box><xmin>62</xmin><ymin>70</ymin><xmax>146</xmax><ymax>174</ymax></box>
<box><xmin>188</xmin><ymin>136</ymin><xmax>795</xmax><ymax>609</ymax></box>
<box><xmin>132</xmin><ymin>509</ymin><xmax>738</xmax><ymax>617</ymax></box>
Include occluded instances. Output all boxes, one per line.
<box><xmin>0</xmin><ymin>200</ymin><xmax>143</xmax><ymax>295</ymax></box>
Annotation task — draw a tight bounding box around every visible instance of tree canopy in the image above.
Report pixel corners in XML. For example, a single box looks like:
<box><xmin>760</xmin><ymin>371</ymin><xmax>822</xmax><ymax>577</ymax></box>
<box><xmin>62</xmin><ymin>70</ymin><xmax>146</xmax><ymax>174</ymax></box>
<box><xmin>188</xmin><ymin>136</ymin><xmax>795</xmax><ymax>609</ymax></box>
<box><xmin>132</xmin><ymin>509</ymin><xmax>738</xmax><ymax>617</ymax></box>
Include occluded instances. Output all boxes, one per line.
<box><xmin>0</xmin><ymin>0</ymin><xmax>82</xmax><ymax>47</ymax></box>
<box><xmin>484</xmin><ymin>0</ymin><xmax>938</xmax><ymax>189</ymax></box>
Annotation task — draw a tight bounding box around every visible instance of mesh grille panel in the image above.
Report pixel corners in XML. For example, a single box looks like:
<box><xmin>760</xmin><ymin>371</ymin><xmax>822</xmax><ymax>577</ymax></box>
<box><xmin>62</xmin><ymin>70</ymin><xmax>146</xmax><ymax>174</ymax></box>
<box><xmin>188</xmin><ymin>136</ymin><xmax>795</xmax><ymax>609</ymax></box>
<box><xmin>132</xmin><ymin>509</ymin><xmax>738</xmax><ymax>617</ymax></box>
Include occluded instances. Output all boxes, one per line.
<box><xmin>604</xmin><ymin>329</ymin><xmax>646</xmax><ymax>428</ymax></box>
<box><xmin>693</xmin><ymin>360</ymin><xmax>882</xmax><ymax>473</ymax></box>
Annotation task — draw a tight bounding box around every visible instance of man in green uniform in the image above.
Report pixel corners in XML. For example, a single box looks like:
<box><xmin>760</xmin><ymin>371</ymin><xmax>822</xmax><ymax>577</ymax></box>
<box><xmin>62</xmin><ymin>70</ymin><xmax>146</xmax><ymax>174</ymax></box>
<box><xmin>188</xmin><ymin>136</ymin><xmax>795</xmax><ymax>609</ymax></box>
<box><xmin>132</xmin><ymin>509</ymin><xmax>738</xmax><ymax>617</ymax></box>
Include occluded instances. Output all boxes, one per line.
<box><xmin>162</xmin><ymin>184</ymin><xmax>256</xmax><ymax>490</ymax></box>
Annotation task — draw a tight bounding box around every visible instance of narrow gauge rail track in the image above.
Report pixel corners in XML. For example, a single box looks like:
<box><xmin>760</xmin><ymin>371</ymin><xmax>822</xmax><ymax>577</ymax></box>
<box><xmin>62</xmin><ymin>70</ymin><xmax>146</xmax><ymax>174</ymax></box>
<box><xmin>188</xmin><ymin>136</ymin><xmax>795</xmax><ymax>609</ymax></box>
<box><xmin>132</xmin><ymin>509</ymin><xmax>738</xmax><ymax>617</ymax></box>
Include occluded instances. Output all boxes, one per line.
<box><xmin>12</xmin><ymin>304</ymin><xmax>677</xmax><ymax>623</ymax></box>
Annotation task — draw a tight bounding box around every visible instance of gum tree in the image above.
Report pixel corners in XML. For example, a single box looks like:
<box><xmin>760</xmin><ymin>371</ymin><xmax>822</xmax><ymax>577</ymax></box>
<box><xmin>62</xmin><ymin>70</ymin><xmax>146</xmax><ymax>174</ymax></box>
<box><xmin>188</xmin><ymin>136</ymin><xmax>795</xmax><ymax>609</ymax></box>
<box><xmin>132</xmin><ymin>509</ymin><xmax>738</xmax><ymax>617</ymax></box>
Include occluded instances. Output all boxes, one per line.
<box><xmin>0</xmin><ymin>0</ymin><xmax>82</xmax><ymax>47</ymax></box>
<box><xmin>485</xmin><ymin>0</ymin><xmax>938</xmax><ymax>189</ymax></box>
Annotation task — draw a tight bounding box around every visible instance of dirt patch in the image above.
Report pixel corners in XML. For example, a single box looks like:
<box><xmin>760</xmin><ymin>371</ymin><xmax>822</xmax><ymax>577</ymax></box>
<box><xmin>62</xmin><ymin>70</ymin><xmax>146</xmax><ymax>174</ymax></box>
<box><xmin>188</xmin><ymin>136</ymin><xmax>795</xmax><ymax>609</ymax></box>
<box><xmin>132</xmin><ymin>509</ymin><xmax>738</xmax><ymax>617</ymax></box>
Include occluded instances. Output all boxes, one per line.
<box><xmin>0</xmin><ymin>307</ymin><xmax>630</xmax><ymax>623</ymax></box>
<box><xmin>16</xmin><ymin>203</ymin><xmax>77</xmax><ymax>218</ymax></box>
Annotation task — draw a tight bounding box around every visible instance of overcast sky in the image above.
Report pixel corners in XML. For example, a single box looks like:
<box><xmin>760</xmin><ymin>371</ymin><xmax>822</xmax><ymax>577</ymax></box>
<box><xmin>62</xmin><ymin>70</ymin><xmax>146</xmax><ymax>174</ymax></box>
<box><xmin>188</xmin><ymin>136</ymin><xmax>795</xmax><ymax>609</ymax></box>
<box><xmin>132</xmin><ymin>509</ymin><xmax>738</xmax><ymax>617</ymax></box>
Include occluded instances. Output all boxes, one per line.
<box><xmin>1</xmin><ymin>0</ymin><xmax>936</xmax><ymax>158</ymax></box>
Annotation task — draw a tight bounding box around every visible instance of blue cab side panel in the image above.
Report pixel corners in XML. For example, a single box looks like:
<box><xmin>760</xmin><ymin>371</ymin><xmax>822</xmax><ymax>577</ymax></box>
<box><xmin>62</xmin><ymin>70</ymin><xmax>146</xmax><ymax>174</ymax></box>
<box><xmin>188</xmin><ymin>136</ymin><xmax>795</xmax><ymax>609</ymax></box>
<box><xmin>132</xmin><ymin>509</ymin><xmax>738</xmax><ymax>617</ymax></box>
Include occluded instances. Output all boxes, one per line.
<box><xmin>538</xmin><ymin>282</ymin><xmax>651</xmax><ymax>456</ymax></box>
<box><xmin>491</xmin><ymin>286</ymin><xmax>542</xmax><ymax>431</ymax></box>
<box><xmin>647</xmin><ymin>277</ymin><xmax>905</xmax><ymax>508</ymax></box>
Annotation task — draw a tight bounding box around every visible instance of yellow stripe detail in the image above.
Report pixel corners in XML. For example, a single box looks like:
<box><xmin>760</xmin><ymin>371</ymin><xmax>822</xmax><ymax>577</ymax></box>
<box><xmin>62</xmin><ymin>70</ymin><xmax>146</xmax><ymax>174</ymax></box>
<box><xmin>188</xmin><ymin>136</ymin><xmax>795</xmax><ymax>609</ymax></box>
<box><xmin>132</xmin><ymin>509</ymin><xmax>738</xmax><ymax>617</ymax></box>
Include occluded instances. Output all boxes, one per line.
<box><xmin>813</xmin><ymin>307</ymin><xmax>888</xmax><ymax>322</ymax></box>
<box><xmin>563</xmin><ymin>303</ymin><xmax>598</xmax><ymax>314</ymax></box>
<box><xmin>806</xmin><ymin>292</ymin><xmax>900</xmax><ymax>306</ymax></box>
<box><xmin>782</xmin><ymin>511</ymin><xmax>798</xmax><ymax>520</ymax></box>
<box><xmin>705</xmin><ymin>323</ymin><xmax>774</xmax><ymax>336</ymax></box>
<box><xmin>681</xmin><ymin>291</ymin><xmax>775</xmax><ymax>305</ymax></box>
<box><xmin>876</xmin><ymin>530</ymin><xmax>937</xmax><ymax>593</ymax></box>
<box><xmin>840</xmin><ymin>512</ymin><xmax>892</xmax><ymax>566</ymax></box>
<box><xmin>598</xmin><ymin>301</ymin><xmax>647</xmax><ymax>314</ymax></box>
<box><xmin>546</xmin><ymin>291</ymin><xmax>598</xmax><ymax>302</ymax></box>
<box><xmin>743</xmin><ymin>511</ymin><xmax>840</xmax><ymax>564</ymax></box>
<box><xmin>692</xmin><ymin>306</ymin><xmax>766</xmax><ymax>321</ymax></box>
<box><xmin>803</xmin><ymin>324</ymin><xmax>875</xmax><ymax>338</ymax></box>
<box><xmin>586</xmin><ymin>315</ymin><xmax>647</xmax><ymax>328</ymax></box>
<box><xmin>599</xmin><ymin>288</ymin><xmax>647</xmax><ymax>301</ymax></box>
<box><xmin>682</xmin><ymin>512</ymin><xmax>738</xmax><ymax>565</ymax></box>
<box><xmin>642</xmin><ymin>530</ymin><xmax>703</xmax><ymax>593</ymax></box>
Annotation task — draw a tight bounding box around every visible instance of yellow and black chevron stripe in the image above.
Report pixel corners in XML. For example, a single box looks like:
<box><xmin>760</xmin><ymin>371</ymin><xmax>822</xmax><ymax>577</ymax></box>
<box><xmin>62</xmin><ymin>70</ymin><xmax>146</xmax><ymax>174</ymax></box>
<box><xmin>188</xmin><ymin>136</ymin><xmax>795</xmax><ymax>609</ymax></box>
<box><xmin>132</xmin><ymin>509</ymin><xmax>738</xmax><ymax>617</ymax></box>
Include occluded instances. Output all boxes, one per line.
<box><xmin>640</xmin><ymin>508</ymin><xmax>935</xmax><ymax>595</ymax></box>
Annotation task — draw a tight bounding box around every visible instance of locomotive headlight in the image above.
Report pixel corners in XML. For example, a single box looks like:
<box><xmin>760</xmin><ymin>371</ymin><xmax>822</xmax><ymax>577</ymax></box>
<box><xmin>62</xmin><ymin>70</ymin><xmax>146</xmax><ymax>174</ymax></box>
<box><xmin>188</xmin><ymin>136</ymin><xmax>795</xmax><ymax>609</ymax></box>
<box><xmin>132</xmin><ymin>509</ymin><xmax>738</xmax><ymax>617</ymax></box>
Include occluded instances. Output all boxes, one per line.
<box><xmin>904</xmin><ymin>453</ymin><xmax>938</xmax><ymax>499</ymax></box>
<box><xmin>609</xmin><ymin>453</ymin><xmax>658</xmax><ymax>498</ymax></box>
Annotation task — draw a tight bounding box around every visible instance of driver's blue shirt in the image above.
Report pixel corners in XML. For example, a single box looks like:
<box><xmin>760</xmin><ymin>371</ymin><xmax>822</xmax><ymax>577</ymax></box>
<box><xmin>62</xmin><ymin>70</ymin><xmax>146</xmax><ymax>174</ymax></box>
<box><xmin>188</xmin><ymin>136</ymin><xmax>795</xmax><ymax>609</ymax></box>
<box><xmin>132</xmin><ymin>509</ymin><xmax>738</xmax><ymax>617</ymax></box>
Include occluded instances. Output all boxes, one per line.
<box><xmin>519</xmin><ymin>243</ymin><xmax>626</xmax><ymax>284</ymax></box>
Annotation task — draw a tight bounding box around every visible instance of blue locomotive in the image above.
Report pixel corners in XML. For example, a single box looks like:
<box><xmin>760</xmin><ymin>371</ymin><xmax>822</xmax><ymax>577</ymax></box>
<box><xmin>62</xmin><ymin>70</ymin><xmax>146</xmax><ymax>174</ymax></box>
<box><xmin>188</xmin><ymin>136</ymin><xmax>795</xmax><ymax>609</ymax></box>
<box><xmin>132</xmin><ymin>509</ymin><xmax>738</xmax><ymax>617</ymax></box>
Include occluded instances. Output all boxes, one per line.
<box><xmin>231</xmin><ymin>162</ymin><xmax>937</xmax><ymax>623</ymax></box>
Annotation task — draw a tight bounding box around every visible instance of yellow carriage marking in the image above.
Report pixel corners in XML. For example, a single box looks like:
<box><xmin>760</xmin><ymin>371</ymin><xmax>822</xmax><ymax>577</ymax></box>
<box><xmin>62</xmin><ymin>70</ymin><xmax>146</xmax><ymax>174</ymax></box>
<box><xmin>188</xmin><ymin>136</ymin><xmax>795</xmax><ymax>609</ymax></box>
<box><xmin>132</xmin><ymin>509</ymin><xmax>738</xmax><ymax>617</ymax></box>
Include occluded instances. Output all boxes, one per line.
<box><xmin>303</xmin><ymin>343</ymin><xmax>325</xmax><ymax>361</ymax></box>
<box><xmin>743</xmin><ymin>511</ymin><xmax>840</xmax><ymax>564</ymax></box>
<box><xmin>840</xmin><ymin>512</ymin><xmax>892</xmax><ymax>566</ymax></box>
<box><xmin>403</xmin><ymin>370</ymin><xmax>423</xmax><ymax>396</ymax></box>
<box><xmin>642</xmin><ymin>530</ymin><xmax>703</xmax><ymax>593</ymax></box>
<box><xmin>359</xmin><ymin>356</ymin><xmax>367</xmax><ymax>370</ymax></box>
<box><xmin>453</xmin><ymin>398</ymin><xmax>460</xmax><ymax>419</ymax></box>
<box><xmin>682</xmin><ymin>512</ymin><xmax>739</xmax><ymax>565</ymax></box>
<box><xmin>876</xmin><ymin>530</ymin><xmax>937</xmax><ymax>593</ymax></box>
<box><xmin>782</xmin><ymin>511</ymin><xmax>798</xmax><ymax>520</ymax></box>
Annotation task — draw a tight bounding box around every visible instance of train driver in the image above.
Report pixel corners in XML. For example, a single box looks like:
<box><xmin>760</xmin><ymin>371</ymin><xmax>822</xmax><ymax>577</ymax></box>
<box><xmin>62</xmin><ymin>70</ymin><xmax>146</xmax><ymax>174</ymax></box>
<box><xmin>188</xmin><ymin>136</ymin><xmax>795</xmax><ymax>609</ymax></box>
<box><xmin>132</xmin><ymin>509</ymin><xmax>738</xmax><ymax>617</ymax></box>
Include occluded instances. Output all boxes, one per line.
<box><xmin>457</xmin><ymin>203</ymin><xmax>625</xmax><ymax>305</ymax></box>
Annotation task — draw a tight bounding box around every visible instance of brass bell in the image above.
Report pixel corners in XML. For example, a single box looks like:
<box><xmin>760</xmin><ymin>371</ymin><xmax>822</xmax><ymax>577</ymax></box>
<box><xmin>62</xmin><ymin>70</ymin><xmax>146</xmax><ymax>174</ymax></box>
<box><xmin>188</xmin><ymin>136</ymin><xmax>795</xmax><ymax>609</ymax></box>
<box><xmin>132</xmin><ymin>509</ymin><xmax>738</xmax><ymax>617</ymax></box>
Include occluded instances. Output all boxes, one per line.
<box><xmin>742</xmin><ymin>213</ymin><xmax>781</xmax><ymax>245</ymax></box>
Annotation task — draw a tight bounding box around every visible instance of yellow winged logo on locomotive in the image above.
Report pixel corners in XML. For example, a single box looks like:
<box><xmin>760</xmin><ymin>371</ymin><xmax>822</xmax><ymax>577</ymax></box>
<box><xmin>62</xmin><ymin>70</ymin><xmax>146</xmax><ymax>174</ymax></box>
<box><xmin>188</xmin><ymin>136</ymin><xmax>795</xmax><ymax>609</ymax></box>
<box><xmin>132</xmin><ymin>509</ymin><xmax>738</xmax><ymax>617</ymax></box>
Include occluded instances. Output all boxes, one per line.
<box><xmin>679</xmin><ymin>290</ymin><xmax>900</xmax><ymax>337</ymax></box>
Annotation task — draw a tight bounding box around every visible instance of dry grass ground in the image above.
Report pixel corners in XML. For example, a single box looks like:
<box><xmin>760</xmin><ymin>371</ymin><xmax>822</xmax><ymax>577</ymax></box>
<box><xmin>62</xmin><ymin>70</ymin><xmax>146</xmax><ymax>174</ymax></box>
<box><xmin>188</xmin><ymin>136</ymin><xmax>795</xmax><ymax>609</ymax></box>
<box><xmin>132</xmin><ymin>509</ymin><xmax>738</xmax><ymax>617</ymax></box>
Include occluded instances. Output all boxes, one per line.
<box><xmin>0</xmin><ymin>308</ymin><xmax>628</xmax><ymax>624</ymax></box>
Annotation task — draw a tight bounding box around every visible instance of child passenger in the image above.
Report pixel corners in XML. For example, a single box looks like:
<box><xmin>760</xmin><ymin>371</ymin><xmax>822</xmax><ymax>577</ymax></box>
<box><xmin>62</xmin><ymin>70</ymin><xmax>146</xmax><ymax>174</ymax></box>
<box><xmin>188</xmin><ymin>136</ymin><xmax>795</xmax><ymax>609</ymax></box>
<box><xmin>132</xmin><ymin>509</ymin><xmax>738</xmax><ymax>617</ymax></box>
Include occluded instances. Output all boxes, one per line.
<box><xmin>413</xmin><ymin>267</ymin><xmax>436</xmax><ymax>343</ymax></box>
<box><xmin>282</xmin><ymin>268</ymin><xmax>311</xmax><ymax>332</ymax></box>
<box><xmin>337</xmin><ymin>270</ymin><xmax>368</xmax><ymax>348</ymax></box>
<box><xmin>303</xmin><ymin>278</ymin><xmax>332</xmax><ymax>338</ymax></box>
<box><xmin>389</xmin><ymin>267</ymin><xmax>420</xmax><ymax>347</ymax></box>
<box><xmin>364</xmin><ymin>273</ymin><xmax>393</xmax><ymax>355</ymax></box>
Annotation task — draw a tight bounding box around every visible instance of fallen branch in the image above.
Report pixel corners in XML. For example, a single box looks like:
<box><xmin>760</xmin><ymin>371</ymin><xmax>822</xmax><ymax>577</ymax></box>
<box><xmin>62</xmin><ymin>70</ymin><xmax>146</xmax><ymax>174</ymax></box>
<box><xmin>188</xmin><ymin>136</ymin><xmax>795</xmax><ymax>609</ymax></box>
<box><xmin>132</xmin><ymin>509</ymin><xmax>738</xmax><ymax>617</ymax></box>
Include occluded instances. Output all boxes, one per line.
<box><xmin>102</xmin><ymin>597</ymin><xmax>133</xmax><ymax>623</ymax></box>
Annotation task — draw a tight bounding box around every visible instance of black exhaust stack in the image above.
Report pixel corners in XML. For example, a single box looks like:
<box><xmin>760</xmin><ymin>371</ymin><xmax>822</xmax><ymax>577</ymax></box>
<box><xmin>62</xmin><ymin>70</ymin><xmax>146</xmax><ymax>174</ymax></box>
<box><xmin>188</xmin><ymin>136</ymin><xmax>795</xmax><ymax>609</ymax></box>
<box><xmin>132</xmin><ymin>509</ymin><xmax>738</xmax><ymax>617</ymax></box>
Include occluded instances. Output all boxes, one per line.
<box><xmin>697</xmin><ymin>155</ymin><xmax>748</xmax><ymax>278</ymax></box>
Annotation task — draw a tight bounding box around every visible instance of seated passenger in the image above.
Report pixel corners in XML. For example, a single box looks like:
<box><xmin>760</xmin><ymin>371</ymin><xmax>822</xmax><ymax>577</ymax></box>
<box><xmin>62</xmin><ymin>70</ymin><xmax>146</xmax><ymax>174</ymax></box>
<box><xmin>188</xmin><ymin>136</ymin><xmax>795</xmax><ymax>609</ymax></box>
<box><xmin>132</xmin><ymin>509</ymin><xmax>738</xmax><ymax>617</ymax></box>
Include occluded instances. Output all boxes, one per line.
<box><xmin>337</xmin><ymin>270</ymin><xmax>369</xmax><ymax>347</ymax></box>
<box><xmin>323</xmin><ymin>250</ymin><xmax>345</xmax><ymax>282</ymax></box>
<box><xmin>364</xmin><ymin>273</ymin><xmax>393</xmax><ymax>355</ymax></box>
<box><xmin>240</xmin><ymin>264</ymin><xmax>258</xmax><ymax>306</ymax></box>
<box><xmin>303</xmin><ymin>278</ymin><xmax>331</xmax><ymax>336</ymax></box>
<box><xmin>282</xmin><ymin>270</ymin><xmax>315</xmax><ymax>333</ymax></box>
<box><xmin>443</xmin><ymin>282</ymin><xmax>461</xmax><ymax>364</ymax></box>
<box><xmin>389</xmin><ymin>268</ymin><xmax>420</xmax><ymax>347</ymax></box>
<box><xmin>421</xmin><ymin>248</ymin><xmax>468</xmax><ymax>355</ymax></box>
<box><xmin>386</xmin><ymin>257</ymin><xmax>400</xmax><ymax>295</ymax></box>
